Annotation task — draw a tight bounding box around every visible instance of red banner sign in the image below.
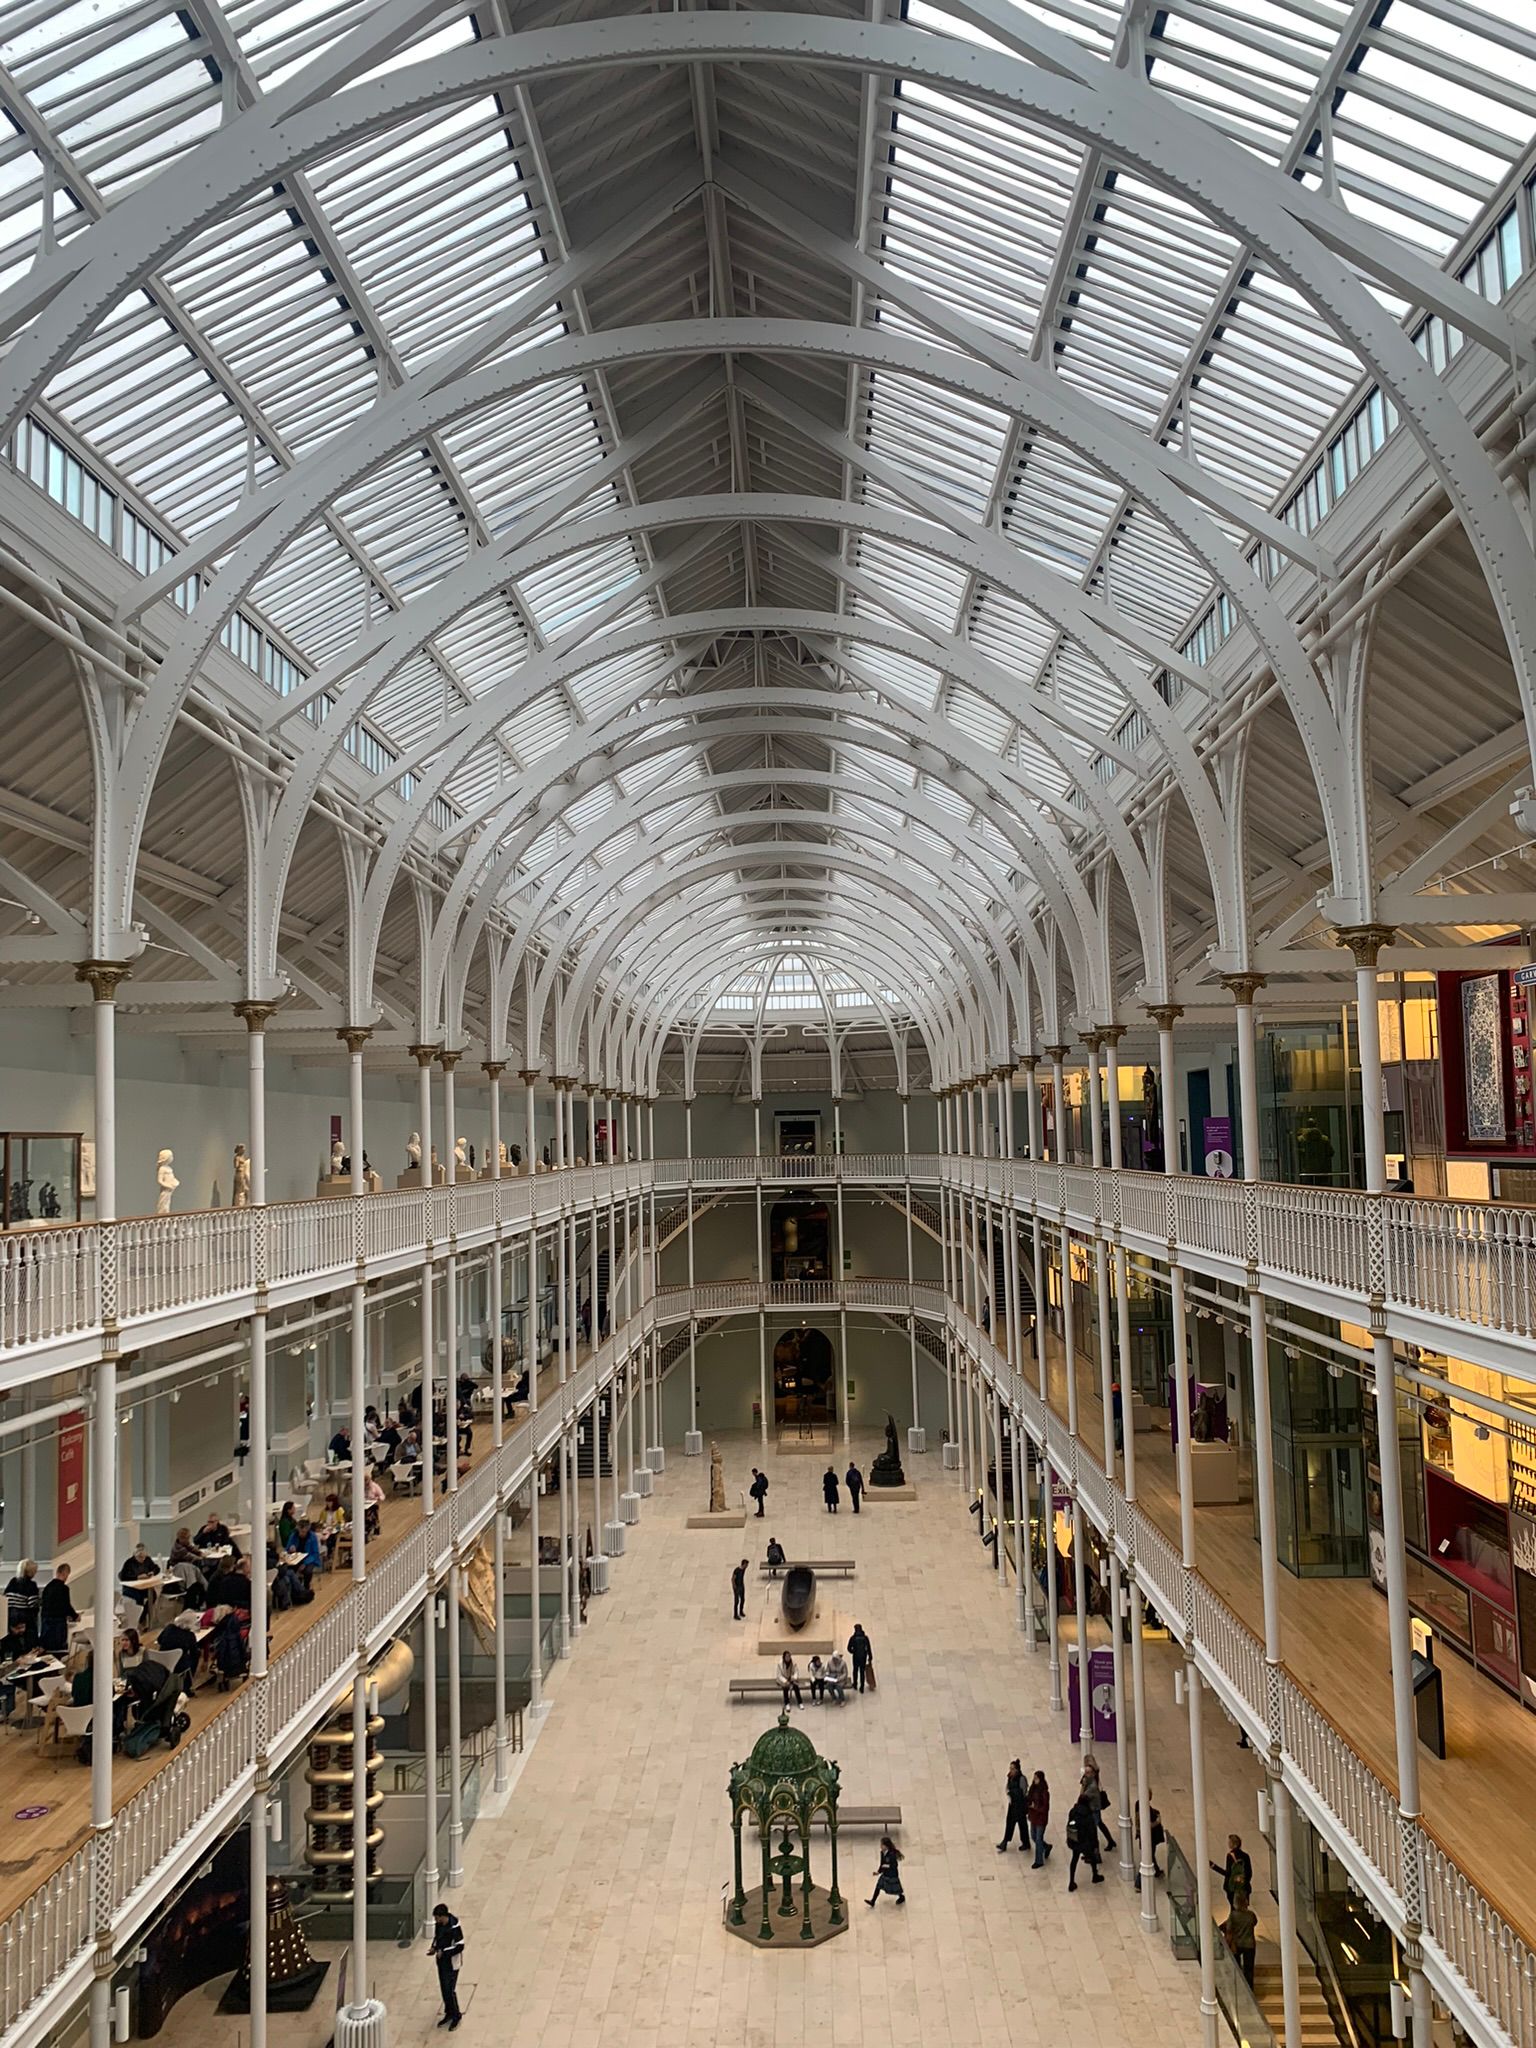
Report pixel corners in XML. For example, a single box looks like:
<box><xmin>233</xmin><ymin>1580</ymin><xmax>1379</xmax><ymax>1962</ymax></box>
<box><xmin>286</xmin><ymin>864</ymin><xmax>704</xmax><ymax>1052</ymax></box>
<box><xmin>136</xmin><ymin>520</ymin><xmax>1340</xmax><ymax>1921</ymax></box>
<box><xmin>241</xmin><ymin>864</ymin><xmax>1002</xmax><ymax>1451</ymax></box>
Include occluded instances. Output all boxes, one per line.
<box><xmin>57</xmin><ymin>1411</ymin><xmax>85</xmax><ymax>1548</ymax></box>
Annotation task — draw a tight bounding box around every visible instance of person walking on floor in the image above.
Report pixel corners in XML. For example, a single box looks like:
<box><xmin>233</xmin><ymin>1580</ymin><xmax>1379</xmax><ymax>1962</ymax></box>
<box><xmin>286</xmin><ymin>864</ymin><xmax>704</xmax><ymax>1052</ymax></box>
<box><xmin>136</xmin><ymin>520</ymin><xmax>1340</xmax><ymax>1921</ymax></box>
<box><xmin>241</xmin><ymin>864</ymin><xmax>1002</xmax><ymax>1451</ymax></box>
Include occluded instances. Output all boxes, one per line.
<box><xmin>866</xmin><ymin>1836</ymin><xmax>905</xmax><ymax>1907</ymax></box>
<box><xmin>997</xmin><ymin>1759</ymin><xmax>1029</xmax><ymax>1851</ymax></box>
<box><xmin>845</xmin><ymin>1461</ymin><xmax>864</xmax><ymax>1513</ymax></box>
<box><xmin>1224</xmin><ymin>1887</ymin><xmax>1258</xmax><ymax>1987</ymax></box>
<box><xmin>847</xmin><ymin>1622</ymin><xmax>873</xmax><ymax>1693</ymax></box>
<box><xmin>1027</xmin><ymin>1770</ymin><xmax>1052</xmax><ymax>1866</ymax></box>
<box><xmin>822</xmin><ymin>1466</ymin><xmax>841</xmax><ymax>1512</ymax></box>
<box><xmin>749</xmin><ymin>1469</ymin><xmax>769</xmax><ymax>1517</ymax></box>
<box><xmin>1080</xmin><ymin>1752</ymin><xmax>1116</xmax><ymax>1852</ymax></box>
<box><xmin>731</xmin><ymin>1559</ymin><xmax>747</xmax><ymax>1620</ymax></box>
<box><xmin>1066</xmin><ymin>1787</ymin><xmax>1104</xmax><ymax>1891</ymax></box>
<box><xmin>1213</xmin><ymin>1833</ymin><xmax>1254</xmax><ymax>1906</ymax></box>
<box><xmin>428</xmin><ymin>1902</ymin><xmax>465</xmax><ymax>2029</ymax></box>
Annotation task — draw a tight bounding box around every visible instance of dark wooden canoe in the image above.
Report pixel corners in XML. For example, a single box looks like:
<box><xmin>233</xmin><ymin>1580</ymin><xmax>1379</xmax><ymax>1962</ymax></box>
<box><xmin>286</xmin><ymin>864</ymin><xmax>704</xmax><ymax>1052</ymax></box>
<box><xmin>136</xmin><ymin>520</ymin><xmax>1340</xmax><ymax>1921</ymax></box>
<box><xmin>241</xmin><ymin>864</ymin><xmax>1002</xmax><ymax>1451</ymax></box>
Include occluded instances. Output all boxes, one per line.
<box><xmin>781</xmin><ymin>1565</ymin><xmax>816</xmax><ymax>1631</ymax></box>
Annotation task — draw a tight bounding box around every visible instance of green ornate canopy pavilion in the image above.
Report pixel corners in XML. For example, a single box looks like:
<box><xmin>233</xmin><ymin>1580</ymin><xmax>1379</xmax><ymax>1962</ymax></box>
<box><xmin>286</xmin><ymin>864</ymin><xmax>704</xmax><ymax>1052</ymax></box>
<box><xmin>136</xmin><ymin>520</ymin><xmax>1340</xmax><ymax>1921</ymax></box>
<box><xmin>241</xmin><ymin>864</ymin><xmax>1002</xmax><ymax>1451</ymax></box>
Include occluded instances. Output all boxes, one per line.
<box><xmin>727</xmin><ymin>1714</ymin><xmax>844</xmax><ymax>1944</ymax></box>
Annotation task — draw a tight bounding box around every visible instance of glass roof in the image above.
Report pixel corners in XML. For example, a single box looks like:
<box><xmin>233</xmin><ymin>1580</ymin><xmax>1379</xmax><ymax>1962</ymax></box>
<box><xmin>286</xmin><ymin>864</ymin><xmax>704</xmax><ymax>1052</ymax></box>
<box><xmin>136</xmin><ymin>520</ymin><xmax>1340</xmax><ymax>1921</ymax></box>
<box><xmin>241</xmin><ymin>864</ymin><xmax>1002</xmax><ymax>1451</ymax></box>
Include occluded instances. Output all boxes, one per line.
<box><xmin>0</xmin><ymin>0</ymin><xmax>1531</xmax><ymax>1034</ymax></box>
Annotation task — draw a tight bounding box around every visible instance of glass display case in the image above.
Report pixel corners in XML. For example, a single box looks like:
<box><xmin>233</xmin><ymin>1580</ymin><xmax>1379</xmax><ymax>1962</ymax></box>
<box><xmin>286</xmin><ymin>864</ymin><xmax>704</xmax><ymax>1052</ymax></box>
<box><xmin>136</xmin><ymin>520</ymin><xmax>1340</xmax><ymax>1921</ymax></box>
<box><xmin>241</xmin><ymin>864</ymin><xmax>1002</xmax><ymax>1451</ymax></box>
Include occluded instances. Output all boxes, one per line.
<box><xmin>1</xmin><ymin>1132</ymin><xmax>82</xmax><ymax>1228</ymax></box>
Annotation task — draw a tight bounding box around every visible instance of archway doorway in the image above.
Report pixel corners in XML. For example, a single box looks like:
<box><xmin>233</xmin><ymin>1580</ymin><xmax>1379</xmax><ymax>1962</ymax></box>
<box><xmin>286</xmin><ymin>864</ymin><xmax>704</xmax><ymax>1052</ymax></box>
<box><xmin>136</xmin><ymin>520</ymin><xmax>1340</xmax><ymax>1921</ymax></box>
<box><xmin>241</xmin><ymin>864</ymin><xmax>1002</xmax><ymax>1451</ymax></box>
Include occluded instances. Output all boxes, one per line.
<box><xmin>773</xmin><ymin>1325</ymin><xmax>836</xmax><ymax>1429</ymax></box>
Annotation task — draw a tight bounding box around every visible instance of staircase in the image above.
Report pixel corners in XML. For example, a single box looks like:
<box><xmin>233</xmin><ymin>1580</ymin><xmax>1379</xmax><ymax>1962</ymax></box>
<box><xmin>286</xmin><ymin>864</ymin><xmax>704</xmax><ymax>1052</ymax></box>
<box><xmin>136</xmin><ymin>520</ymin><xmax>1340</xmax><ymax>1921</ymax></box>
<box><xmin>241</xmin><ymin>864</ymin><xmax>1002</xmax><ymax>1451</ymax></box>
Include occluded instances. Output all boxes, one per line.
<box><xmin>1251</xmin><ymin>1953</ymin><xmax>1347</xmax><ymax>2047</ymax></box>
<box><xmin>573</xmin><ymin>1393</ymin><xmax>615</xmax><ymax>1478</ymax></box>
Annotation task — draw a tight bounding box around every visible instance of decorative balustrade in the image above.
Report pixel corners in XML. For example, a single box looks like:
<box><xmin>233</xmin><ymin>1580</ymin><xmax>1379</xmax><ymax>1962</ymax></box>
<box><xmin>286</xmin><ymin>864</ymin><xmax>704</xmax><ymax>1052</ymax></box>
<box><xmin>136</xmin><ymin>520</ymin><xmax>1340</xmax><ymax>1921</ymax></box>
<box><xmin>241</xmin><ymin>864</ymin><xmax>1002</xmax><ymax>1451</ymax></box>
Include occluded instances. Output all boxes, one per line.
<box><xmin>0</xmin><ymin>1303</ymin><xmax>656</xmax><ymax>2044</ymax></box>
<box><xmin>947</xmin><ymin>1303</ymin><xmax>1532</xmax><ymax>2048</ymax></box>
<box><xmin>8</xmin><ymin>1152</ymin><xmax>1536</xmax><ymax>1375</ymax></box>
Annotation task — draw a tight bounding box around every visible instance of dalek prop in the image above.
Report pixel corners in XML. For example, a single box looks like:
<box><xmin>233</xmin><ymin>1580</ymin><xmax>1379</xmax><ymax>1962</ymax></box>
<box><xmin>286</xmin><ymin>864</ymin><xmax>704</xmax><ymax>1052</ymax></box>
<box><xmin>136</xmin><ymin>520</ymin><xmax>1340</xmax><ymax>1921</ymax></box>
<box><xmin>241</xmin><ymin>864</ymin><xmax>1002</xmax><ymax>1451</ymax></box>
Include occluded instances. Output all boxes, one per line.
<box><xmin>304</xmin><ymin>1636</ymin><xmax>413</xmax><ymax>1900</ymax></box>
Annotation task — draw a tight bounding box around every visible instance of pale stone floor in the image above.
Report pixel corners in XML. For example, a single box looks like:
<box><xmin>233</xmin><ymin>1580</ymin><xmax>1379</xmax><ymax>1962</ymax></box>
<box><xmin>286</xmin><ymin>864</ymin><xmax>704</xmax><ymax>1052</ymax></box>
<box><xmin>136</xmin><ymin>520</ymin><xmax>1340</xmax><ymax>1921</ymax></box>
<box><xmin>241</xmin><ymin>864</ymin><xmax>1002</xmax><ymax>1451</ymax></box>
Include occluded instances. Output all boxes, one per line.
<box><xmin>160</xmin><ymin>1431</ymin><xmax>1216</xmax><ymax>2048</ymax></box>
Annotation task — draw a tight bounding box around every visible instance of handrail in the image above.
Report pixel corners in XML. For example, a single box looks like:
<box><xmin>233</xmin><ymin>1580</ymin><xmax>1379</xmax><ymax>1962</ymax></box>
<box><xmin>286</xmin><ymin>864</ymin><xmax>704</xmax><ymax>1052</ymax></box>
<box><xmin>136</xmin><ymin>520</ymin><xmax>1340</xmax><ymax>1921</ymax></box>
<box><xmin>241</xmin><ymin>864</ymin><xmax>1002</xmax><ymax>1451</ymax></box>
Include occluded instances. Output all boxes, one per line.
<box><xmin>10</xmin><ymin>1152</ymin><xmax>1536</xmax><ymax>1374</ymax></box>
<box><xmin>948</xmin><ymin>1301</ymin><xmax>1536</xmax><ymax>2048</ymax></box>
<box><xmin>3</xmin><ymin>1251</ymin><xmax>1532</xmax><ymax>2048</ymax></box>
<box><xmin>0</xmin><ymin>1302</ymin><xmax>656</xmax><ymax>2045</ymax></box>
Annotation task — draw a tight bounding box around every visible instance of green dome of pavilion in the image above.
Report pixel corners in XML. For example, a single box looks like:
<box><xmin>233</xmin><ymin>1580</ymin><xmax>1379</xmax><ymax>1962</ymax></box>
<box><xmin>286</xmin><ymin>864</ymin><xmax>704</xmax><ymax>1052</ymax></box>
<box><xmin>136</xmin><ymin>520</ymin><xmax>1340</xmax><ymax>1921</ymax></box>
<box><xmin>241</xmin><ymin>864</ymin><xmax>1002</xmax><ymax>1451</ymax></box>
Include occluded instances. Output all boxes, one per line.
<box><xmin>747</xmin><ymin>1712</ymin><xmax>821</xmax><ymax>1779</ymax></box>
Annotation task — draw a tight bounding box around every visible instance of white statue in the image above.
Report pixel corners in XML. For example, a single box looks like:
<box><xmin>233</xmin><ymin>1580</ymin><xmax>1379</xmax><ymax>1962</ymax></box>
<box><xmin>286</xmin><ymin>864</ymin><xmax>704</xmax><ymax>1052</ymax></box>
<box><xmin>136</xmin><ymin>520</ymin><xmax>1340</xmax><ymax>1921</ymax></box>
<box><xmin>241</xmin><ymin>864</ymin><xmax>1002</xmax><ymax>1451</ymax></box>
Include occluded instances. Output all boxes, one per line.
<box><xmin>232</xmin><ymin>1145</ymin><xmax>250</xmax><ymax>1208</ymax></box>
<box><xmin>155</xmin><ymin>1149</ymin><xmax>179</xmax><ymax>1215</ymax></box>
<box><xmin>499</xmin><ymin>1141</ymin><xmax>510</xmax><ymax>1168</ymax></box>
<box><xmin>330</xmin><ymin>1136</ymin><xmax>344</xmax><ymax>1177</ymax></box>
<box><xmin>407</xmin><ymin>1131</ymin><xmax>421</xmax><ymax>1168</ymax></box>
<box><xmin>454</xmin><ymin>1136</ymin><xmax>468</xmax><ymax>1172</ymax></box>
<box><xmin>430</xmin><ymin>1145</ymin><xmax>440</xmax><ymax>1171</ymax></box>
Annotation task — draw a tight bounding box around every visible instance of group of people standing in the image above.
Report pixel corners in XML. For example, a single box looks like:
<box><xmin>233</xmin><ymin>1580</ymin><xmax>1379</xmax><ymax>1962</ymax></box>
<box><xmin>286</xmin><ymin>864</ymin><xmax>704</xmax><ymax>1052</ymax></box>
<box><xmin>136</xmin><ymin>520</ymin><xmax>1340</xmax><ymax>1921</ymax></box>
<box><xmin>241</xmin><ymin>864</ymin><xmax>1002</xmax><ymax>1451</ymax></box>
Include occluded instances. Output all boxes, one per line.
<box><xmin>821</xmin><ymin>1463</ymin><xmax>864</xmax><ymax>1512</ymax></box>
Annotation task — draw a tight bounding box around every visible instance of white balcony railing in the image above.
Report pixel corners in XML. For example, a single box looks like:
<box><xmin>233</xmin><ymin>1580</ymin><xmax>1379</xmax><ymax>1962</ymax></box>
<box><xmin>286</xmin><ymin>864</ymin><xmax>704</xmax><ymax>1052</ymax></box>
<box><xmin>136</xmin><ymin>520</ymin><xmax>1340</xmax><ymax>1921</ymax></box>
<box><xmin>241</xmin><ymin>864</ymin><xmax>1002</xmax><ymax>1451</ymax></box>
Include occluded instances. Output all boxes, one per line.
<box><xmin>4</xmin><ymin>1237</ymin><xmax>1534</xmax><ymax>2048</ymax></box>
<box><xmin>7</xmin><ymin>1153</ymin><xmax>1536</xmax><ymax>1375</ymax></box>
<box><xmin>951</xmin><ymin>1305</ymin><xmax>1535</xmax><ymax>2048</ymax></box>
<box><xmin>0</xmin><ymin>1305</ymin><xmax>655</xmax><ymax>2046</ymax></box>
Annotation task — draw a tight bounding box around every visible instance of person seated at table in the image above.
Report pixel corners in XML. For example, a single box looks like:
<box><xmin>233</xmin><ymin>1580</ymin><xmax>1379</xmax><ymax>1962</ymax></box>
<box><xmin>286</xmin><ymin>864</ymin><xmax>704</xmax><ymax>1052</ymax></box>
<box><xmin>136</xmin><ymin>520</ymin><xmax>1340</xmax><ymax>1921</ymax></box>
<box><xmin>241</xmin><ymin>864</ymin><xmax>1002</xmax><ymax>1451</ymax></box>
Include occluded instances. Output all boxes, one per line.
<box><xmin>119</xmin><ymin>1543</ymin><xmax>160</xmax><ymax>1617</ymax></box>
<box><xmin>4</xmin><ymin>1559</ymin><xmax>40</xmax><ymax>1647</ymax></box>
<box><xmin>197</xmin><ymin>1512</ymin><xmax>239</xmax><ymax>1559</ymax></box>
<box><xmin>397</xmin><ymin>1426</ymin><xmax>422</xmax><ymax>1469</ymax></box>
<box><xmin>155</xmin><ymin>1619</ymin><xmax>201</xmax><ymax>1685</ymax></box>
<box><xmin>317</xmin><ymin>1493</ymin><xmax>346</xmax><ymax>1566</ymax></box>
<box><xmin>375</xmin><ymin>1413</ymin><xmax>402</xmax><ymax>1457</ymax></box>
<box><xmin>38</xmin><ymin>1564</ymin><xmax>78</xmax><ymax>1654</ymax></box>
<box><xmin>363</xmin><ymin>1472</ymin><xmax>384</xmax><ymax>1538</ymax></box>
<box><xmin>0</xmin><ymin>1617</ymin><xmax>39</xmax><ymax>1720</ymax></box>
<box><xmin>291</xmin><ymin>1520</ymin><xmax>324</xmax><ymax>1588</ymax></box>
<box><xmin>117</xmin><ymin>1628</ymin><xmax>143</xmax><ymax>1674</ymax></box>
<box><xmin>210</xmin><ymin>1556</ymin><xmax>252</xmax><ymax>1611</ymax></box>
<box><xmin>163</xmin><ymin>1528</ymin><xmax>207</xmax><ymax>1608</ymax></box>
<box><xmin>71</xmin><ymin>1651</ymin><xmax>132</xmax><ymax>1743</ymax></box>
<box><xmin>328</xmin><ymin>1425</ymin><xmax>351</xmax><ymax>1464</ymax></box>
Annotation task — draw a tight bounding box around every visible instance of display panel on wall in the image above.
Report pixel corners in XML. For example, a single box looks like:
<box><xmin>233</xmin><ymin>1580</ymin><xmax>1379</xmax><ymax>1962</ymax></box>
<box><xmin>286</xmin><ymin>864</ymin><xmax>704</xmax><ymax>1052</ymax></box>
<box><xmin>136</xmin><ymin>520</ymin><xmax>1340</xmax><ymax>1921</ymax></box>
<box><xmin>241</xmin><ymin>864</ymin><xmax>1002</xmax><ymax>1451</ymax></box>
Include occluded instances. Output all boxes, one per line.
<box><xmin>1436</xmin><ymin>969</ymin><xmax>1536</xmax><ymax>1159</ymax></box>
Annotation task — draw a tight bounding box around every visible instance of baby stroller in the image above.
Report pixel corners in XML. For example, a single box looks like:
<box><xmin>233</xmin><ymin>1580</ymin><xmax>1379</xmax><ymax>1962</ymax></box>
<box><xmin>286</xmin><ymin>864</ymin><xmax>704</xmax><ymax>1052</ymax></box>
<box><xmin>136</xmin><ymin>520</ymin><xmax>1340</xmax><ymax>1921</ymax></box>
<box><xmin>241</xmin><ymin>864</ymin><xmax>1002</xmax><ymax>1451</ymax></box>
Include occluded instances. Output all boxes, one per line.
<box><xmin>120</xmin><ymin>1662</ymin><xmax>191</xmax><ymax>1758</ymax></box>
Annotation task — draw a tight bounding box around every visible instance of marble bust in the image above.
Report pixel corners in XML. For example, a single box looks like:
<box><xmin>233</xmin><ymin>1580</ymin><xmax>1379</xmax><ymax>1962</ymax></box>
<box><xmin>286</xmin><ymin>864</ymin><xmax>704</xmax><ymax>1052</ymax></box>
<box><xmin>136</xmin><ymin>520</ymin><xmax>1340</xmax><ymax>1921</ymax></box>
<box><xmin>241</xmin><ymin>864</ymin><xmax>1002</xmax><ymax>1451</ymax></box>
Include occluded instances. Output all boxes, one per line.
<box><xmin>155</xmin><ymin>1149</ymin><xmax>179</xmax><ymax>1214</ymax></box>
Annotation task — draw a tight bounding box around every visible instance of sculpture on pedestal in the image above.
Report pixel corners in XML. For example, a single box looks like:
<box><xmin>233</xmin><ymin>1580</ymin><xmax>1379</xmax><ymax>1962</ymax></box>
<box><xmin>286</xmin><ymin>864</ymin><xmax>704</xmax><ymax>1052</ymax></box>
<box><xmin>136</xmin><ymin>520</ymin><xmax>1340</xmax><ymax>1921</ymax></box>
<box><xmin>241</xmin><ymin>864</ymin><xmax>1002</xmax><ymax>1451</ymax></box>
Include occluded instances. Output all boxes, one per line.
<box><xmin>330</xmin><ymin>1136</ymin><xmax>344</xmax><ymax>1178</ymax></box>
<box><xmin>709</xmin><ymin>1440</ymin><xmax>727</xmax><ymax>1513</ymax></box>
<box><xmin>155</xmin><ymin>1149</ymin><xmax>179</xmax><ymax>1215</ymax></box>
<box><xmin>454</xmin><ymin>1136</ymin><xmax>468</xmax><ymax>1175</ymax></box>
<box><xmin>232</xmin><ymin>1145</ymin><xmax>250</xmax><ymax>1208</ymax></box>
<box><xmin>869</xmin><ymin>1412</ymin><xmax>906</xmax><ymax>1488</ymax></box>
<box><xmin>406</xmin><ymin>1131</ymin><xmax>422</xmax><ymax>1169</ymax></box>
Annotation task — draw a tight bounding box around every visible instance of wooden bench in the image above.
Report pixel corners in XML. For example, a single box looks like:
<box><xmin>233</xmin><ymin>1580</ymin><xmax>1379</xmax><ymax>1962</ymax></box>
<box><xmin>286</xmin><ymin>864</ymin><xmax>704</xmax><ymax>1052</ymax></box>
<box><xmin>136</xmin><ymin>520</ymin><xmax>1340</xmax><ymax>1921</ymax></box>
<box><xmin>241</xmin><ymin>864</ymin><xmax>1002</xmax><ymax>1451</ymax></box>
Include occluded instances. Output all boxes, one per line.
<box><xmin>759</xmin><ymin>1559</ymin><xmax>855</xmax><ymax>1579</ymax></box>
<box><xmin>814</xmin><ymin>1805</ymin><xmax>902</xmax><ymax>1830</ymax></box>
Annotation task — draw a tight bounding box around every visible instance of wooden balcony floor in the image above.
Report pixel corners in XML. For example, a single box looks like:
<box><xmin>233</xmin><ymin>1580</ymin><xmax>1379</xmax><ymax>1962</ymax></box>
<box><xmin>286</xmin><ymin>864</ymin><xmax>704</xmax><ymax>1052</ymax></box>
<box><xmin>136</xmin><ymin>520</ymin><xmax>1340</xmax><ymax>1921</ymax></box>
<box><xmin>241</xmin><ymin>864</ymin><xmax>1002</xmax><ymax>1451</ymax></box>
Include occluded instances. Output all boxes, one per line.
<box><xmin>0</xmin><ymin>1348</ymin><xmax>591</xmax><ymax>1933</ymax></box>
<box><xmin>1016</xmin><ymin>1324</ymin><xmax>1536</xmax><ymax>1948</ymax></box>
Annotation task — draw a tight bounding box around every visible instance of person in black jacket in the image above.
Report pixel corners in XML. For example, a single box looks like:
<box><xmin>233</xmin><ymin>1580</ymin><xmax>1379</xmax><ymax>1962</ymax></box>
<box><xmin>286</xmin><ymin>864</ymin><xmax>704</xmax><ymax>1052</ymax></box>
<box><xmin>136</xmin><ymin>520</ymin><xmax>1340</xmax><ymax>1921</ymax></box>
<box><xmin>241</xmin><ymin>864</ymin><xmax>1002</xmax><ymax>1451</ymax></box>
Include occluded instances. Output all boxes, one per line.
<box><xmin>997</xmin><ymin>1759</ymin><xmax>1029</xmax><ymax>1851</ymax></box>
<box><xmin>845</xmin><ymin>1462</ymin><xmax>864</xmax><ymax>1513</ymax></box>
<box><xmin>1067</xmin><ymin>1790</ymin><xmax>1104</xmax><ymax>1891</ymax></box>
<box><xmin>119</xmin><ymin>1544</ymin><xmax>159</xmax><ymax>1618</ymax></box>
<box><xmin>1214</xmin><ymin>1833</ymin><xmax>1254</xmax><ymax>1906</ymax></box>
<box><xmin>822</xmin><ymin>1467</ymin><xmax>841</xmax><ymax>1513</ymax></box>
<box><xmin>730</xmin><ymin>1560</ymin><xmax>747</xmax><ymax>1621</ymax></box>
<box><xmin>749</xmin><ymin>1469</ymin><xmax>769</xmax><ymax>1517</ymax></box>
<box><xmin>847</xmin><ymin>1623</ymin><xmax>873</xmax><ymax>1693</ymax></box>
<box><xmin>765</xmin><ymin>1536</ymin><xmax>786</xmax><ymax>1570</ymax></box>
<box><xmin>38</xmin><ymin>1564</ymin><xmax>77</xmax><ymax>1654</ymax></box>
<box><xmin>428</xmin><ymin>1902</ymin><xmax>465</xmax><ymax>2029</ymax></box>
